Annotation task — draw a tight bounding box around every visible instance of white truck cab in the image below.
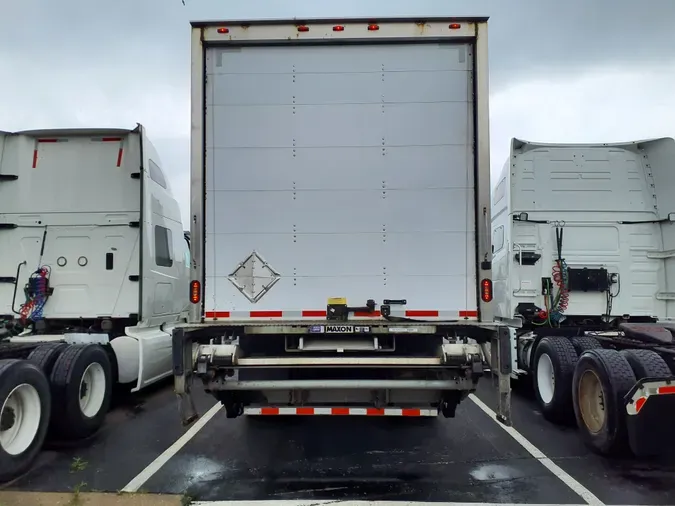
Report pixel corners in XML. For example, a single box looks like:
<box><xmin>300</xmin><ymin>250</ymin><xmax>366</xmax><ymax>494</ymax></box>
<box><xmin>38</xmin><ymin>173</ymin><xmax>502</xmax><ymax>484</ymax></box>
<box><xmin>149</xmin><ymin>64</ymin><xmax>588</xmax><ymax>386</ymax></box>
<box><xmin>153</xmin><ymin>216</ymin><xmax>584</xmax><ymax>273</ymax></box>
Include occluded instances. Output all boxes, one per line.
<box><xmin>492</xmin><ymin>137</ymin><xmax>675</xmax><ymax>457</ymax></box>
<box><xmin>0</xmin><ymin>124</ymin><xmax>189</xmax><ymax>481</ymax></box>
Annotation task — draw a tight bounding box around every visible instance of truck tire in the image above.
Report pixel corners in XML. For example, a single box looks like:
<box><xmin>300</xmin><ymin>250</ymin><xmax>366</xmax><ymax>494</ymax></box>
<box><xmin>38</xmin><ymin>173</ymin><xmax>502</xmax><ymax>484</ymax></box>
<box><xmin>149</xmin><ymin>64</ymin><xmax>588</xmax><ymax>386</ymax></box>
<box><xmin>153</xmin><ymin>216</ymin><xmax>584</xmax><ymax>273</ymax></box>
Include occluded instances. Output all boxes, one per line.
<box><xmin>533</xmin><ymin>337</ymin><xmax>578</xmax><ymax>423</ymax></box>
<box><xmin>620</xmin><ymin>349</ymin><xmax>673</xmax><ymax>380</ymax></box>
<box><xmin>0</xmin><ymin>343</ymin><xmax>39</xmax><ymax>360</ymax></box>
<box><xmin>49</xmin><ymin>345</ymin><xmax>112</xmax><ymax>440</ymax></box>
<box><xmin>570</xmin><ymin>336</ymin><xmax>601</xmax><ymax>355</ymax></box>
<box><xmin>27</xmin><ymin>343</ymin><xmax>68</xmax><ymax>376</ymax></box>
<box><xmin>572</xmin><ymin>349</ymin><xmax>636</xmax><ymax>456</ymax></box>
<box><xmin>0</xmin><ymin>359</ymin><xmax>51</xmax><ymax>483</ymax></box>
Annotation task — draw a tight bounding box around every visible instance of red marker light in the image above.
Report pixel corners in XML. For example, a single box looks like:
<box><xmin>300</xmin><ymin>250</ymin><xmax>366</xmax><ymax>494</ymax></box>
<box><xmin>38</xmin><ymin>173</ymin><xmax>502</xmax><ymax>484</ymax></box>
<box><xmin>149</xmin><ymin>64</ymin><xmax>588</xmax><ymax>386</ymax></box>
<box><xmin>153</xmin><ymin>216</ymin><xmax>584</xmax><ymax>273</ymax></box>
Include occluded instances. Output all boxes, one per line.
<box><xmin>190</xmin><ymin>280</ymin><xmax>201</xmax><ymax>304</ymax></box>
<box><xmin>367</xmin><ymin>24</ymin><xmax>380</xmax><ymax>31</ymax></box>
<box><xmin>297</xmin><ymin>25</ymin><xmax>309</xmax><ymax>32</ymax></box>
<box><xmin>333</xmin><ymin>25</ymin><xmax>345</xmax><ymax>32</ymax></box>
<box><xmin>481</xmin><ymin>278</ymin><xmax>493</xmax><ymax>303</ymax></box>
<box><xmin>216</xmin><ymin>27</ymin><xmax>229</xmax><ymax>34</ymax></box>
<box><xmin>449</xmin><ymin>23</ymin><xmax>461</xmax><ymax>30</ymax></box>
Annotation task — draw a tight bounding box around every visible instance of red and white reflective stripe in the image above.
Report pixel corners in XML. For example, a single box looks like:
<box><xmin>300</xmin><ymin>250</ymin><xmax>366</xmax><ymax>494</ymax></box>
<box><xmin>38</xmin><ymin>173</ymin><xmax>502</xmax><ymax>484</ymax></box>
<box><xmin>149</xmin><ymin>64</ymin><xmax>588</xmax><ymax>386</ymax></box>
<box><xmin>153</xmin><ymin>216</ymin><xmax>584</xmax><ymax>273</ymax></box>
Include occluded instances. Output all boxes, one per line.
<box><xmin>244</xmin><ymin>406</ymin><xmax>437</xmax><ymax>417</ymax></box>
<box><xmin>204</xmin><ymin>309</ymin><xmax>478</xmax><ymax>320</ymax></box>
<box><xmin>32</xmin><ymin>138</ymin><xmax>68</xmax><ymax>168</ymax></box>
<box><xmin>626</xmin><ymin>380</ymin><xmax>675</xmax><ymax>415</ymax></box>
<box><xmin>91</xmin><ymin>136</ymin><xmax>124</xmax><ymax>167</ymax></box>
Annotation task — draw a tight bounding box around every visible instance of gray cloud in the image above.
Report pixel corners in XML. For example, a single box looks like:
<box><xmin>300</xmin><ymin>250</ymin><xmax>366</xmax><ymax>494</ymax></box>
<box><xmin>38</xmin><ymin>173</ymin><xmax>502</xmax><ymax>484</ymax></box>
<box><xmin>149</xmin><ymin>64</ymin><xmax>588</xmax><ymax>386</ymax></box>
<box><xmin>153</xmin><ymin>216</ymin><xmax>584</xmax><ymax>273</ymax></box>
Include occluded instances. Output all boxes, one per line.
<box><xmin>2</xmin><ymin>0</ymin><xmax>674</xmax><ymax>226</ymax></box>
<box><xmin>3</xmin><ymin>0</ymin><xmax>675</xmax><ymax>93</ymax></box>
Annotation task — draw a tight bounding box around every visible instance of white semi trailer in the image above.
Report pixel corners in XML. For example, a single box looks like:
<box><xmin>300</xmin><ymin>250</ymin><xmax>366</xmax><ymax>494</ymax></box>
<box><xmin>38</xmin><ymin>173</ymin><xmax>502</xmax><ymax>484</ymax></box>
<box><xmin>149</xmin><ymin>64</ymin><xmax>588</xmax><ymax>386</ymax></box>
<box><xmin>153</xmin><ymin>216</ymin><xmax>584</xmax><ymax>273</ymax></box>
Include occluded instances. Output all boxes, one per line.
<box><xmin>492</xmin><ymin>137</ymin><xmax>675</xmax><ymax>457</ymax></box>
<box><xmin>173</xmin><ymin>17</ymin><xmax>515</xmax><ymax>426</ymax></box>
<box><xmin>0</xmin><ymin>125</ymin><xmax>189</xmax><ymax>481</ymax></box>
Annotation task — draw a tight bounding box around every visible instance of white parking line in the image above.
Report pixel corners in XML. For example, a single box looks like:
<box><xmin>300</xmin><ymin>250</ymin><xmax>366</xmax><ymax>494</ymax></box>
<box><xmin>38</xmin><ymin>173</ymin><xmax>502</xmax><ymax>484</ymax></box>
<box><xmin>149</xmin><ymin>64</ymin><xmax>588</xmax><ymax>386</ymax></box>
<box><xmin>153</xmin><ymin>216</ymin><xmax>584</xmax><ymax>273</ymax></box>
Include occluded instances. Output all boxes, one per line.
<box><xmin>122</xmin><ymin>396</ymin><xmax>605</xmax><ymax>506</ymax></box>
<box><xmin>121</xmin><ymin>402</ymin><xmax>223</xmax><ymax>493</ymax></box>
<box><xmin>468</xmin><ymin>394</ymin><xmax>605</xmax><ymax>506</ymax></box>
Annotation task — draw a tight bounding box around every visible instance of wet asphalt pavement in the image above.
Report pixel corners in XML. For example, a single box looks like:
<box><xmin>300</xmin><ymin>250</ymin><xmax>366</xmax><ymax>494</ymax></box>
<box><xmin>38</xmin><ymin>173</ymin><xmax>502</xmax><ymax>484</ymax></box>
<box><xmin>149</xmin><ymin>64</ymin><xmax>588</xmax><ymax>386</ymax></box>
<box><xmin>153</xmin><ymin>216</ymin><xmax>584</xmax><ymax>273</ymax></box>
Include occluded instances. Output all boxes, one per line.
<box><xmin>4</xmin><ymin>376</ymin><xmax>675</xmax><ymax>505</ymax></box>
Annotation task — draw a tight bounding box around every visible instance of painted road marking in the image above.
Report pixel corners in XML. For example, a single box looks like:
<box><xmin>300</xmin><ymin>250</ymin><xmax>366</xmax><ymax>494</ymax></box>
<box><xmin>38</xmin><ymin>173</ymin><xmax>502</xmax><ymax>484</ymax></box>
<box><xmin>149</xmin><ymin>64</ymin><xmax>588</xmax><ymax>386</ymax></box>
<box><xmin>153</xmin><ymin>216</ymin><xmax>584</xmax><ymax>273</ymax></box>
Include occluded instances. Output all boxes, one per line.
<box><xmin>468</xmin><ymin>394</ymin><xmax>605</xmax><ymax>506</ymax></box>
<box><xmin>123</xmin><ymin>396</ymin><xmax>604</xmax><ymax>505</ymax></box>
<box><xmin>121</xmin><ymin>402</ymin><xmax>223</xmax><ymax>493</ymax></box>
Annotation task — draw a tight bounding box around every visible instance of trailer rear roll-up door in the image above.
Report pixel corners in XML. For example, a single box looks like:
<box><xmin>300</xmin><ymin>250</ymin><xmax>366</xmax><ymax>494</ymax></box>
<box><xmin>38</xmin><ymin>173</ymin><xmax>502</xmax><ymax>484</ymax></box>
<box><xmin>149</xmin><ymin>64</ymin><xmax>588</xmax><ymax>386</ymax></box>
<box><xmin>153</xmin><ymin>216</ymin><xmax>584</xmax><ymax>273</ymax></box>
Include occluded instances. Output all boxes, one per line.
<box><xmin>203</xmin><ymin>42</ymin><xmax>478</xmax><ymax>320</ymax></box>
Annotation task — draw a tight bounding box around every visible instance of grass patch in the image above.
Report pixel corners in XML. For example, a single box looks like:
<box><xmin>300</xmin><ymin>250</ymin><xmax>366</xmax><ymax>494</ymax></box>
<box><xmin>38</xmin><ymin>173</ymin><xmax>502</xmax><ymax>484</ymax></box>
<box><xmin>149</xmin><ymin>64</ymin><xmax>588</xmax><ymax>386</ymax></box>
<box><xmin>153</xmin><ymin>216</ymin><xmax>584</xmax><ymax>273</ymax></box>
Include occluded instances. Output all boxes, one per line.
<box><xmin>181</xmin><ymin>491</ymin><xmax>193</xmax><ymax>506</ymax></box>
<box><xmin>68</xmin><ymin>481</ymin><xmax>87</xmax><ymax>506</ymax></box>
<box><xmin>70</xmin><ymin>457</ymin><xmax>88</xmax><ymax>473</ymax></box>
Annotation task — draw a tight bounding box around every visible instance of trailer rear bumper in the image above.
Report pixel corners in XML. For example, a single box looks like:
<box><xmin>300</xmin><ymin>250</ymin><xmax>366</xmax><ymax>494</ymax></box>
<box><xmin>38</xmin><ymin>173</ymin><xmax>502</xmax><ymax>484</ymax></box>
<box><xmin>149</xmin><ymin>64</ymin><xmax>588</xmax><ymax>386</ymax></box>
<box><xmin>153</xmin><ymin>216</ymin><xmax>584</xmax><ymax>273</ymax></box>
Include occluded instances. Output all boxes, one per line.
<box><xmin>625</xmin><ymin>377</ymin><xmax>675</xmax><ymax>457</ymax></box>
<box><xmin>172</xmin><ymin>323</ymin><xmax>514</xmax><ymax>425</ymax></box>
<box><xmin>244</xmin><ymin>406</ymin><xmax>438</xmax><ymax>417</ymax></box>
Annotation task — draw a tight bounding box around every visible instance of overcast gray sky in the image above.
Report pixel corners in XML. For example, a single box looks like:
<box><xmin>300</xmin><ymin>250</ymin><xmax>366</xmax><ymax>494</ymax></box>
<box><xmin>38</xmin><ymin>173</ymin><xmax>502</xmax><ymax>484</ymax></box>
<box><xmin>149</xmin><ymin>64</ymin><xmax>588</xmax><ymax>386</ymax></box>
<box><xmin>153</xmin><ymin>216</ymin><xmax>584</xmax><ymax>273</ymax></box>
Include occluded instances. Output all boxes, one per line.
<box><xmin>2</xmin><ymin>0</ymin><xmax>675</xmax><ymax>226</ymax></box>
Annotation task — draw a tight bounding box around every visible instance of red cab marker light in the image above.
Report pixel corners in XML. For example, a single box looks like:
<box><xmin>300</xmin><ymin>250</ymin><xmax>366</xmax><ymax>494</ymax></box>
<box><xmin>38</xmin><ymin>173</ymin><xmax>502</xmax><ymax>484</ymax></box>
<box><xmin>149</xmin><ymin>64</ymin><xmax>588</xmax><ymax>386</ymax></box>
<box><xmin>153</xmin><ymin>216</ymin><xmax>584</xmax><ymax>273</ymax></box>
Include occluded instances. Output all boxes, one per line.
<box><xmin>217</xmin><ymin>27</ymin><xmax>229</xmax><ymax>34</ymax></box>
<box><xmin>367</xmin><ymin>24</ymin><xmax>380</xmax><ymax>31</ymax></box>
<box><xmin>297</xmin><ymin>25</ymin><xmax>309</xmax><ymax>32</ymax></box>
<box><xmin>481</xmin><ymin>278</ymin><xmax>493</xmax><ymax>303</ymax></box>
<box><xmin>190</xmin><ymin>280</ymin><xmax>201</xmax><ymax>304</ymax></box>
<box><xmin>333</xmin><ymin>25</ymin><xmax>345</xmax><ymax>32</ymax></box>
<box><xmin>449</xmin><ymin>23</ymin><xmax>461</xmax><ymax>30</ymax></box>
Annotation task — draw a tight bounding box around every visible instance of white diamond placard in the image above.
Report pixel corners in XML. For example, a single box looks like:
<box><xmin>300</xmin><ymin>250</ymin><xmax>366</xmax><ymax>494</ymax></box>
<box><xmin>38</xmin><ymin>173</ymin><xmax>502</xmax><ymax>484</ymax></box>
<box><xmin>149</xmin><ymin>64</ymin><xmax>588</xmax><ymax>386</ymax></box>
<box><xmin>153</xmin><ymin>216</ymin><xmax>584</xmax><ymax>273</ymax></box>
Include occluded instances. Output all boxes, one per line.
<box><xmin>227</xmin><ymin>250</ymin><xmax>280</xmax><ymax>303</ymax></box>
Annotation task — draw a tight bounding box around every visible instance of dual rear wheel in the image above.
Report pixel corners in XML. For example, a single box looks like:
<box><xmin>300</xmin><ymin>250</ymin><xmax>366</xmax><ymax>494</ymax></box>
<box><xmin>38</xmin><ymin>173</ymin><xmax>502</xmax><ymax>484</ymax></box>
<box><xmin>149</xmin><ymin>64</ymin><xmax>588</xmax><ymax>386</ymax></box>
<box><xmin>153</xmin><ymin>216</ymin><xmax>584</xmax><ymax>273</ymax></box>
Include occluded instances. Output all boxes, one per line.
<box><xmin>0</xmin><ymin>343</ymin><xmax>112</xmax><ymax>483</ymax></box>
<box><xmin>532</xmin><ymin>336</ymin><xmax>673</xmax><ymax>455</ymax></box>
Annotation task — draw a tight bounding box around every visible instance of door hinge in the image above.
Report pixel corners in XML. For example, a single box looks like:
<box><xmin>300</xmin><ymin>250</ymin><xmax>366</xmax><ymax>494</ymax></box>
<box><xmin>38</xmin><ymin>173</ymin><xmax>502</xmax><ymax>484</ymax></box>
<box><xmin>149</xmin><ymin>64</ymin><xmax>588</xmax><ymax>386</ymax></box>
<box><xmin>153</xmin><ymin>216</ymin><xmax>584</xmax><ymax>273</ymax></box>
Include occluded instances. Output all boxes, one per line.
<box><xmin>130</xmin><ymin>172</ymin><xmax>141</xmax><ymax>179</ymax></box>
<box><xmin>128</xmin><ymin>275</ymin><xmax>140</xmax><ymax>282</ymax></box>
<box><xmin>0</xmin><ymin>174</ymin><xmax>18</xmax><ymax>182</ymax></box>
<box><xmin>129</xmin><ymin>221</ymin><xmax>140</xmax><ymax>228</ymax></box>
<box><xmin>0</xmin><ymin>223</ymin><xmax>17</xmax><ymax>230</ymax></box>
<box><xmin>0</xmin><ymin>276</ymin><xmax>16</xmax><ymax>283</ymax></box>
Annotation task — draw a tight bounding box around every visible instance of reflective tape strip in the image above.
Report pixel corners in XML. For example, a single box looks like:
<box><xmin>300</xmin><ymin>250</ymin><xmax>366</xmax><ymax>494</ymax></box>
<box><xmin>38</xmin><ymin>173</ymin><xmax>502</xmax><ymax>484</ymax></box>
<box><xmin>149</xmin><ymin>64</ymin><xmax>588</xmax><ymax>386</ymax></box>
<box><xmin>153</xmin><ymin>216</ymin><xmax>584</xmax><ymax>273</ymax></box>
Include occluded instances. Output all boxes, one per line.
<box><xmin>204</xmin><ymin>309</ymin><xmax>477</xmax><ymax>320</ymax></box>
<box><xmin>626</xmin><ymin>379</ymin><xmax>675</xmax><ymax>415</ymax></box>
<box><xmin>244</xmin><ymin>406</ymin><xmax>437</xmax><ymax>417</ymax></box>
<box><xmin>32</xmin><ymin>138</ymin><xmax>68</xmax><ymax>168</ymax></box>
<box><xmin>91</xmin><ymin>136</ymin><xmax>124</xmax><ymax>167</ymax></box>
<box><xmin>249</xmin><ymin>310</ymin><xmax>283</xmax><ymax>318</ymax></box>
<box><xmin>205</xmin><ymin>311</ymin><xmax>230</xmax><ymax>318</ymax></box>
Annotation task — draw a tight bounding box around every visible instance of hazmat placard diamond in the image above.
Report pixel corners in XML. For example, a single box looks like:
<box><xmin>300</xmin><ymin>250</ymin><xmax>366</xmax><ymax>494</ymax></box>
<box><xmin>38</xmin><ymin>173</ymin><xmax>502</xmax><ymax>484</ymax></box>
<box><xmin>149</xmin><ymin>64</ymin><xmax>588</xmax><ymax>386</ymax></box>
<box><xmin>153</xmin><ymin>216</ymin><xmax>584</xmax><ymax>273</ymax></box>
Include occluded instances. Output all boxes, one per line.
<box><xmin>227</xmin><ymin>250</ymin><xmax>280</xmax><ymax>303</ymax></box>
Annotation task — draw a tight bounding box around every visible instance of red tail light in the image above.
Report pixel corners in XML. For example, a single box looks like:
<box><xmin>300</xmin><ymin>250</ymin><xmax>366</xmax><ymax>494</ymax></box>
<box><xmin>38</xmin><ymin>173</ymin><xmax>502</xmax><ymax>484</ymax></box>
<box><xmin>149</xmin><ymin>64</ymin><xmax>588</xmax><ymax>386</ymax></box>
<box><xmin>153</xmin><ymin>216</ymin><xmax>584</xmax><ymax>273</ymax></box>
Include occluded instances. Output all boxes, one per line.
<box><xmin>449</xmin><ymin>23</ymin><xmax>461</xmax><ymax>30</ymax></box>
<box><xmin>297</xmin><ymin>25</ymin><xmax>309</xmax><ymax>32</ymax></box>
<box><xmin>367</xmin><ymin>24</ymin><xmax>380</xmax><ymax>31</ymax></box>
<box><xmin>190</xmin><ymin>280</ymin><xmax>201</xmax><ymax>304</ymax></box>
<box><xmin>216</xmin><ymin>27</ymin><xmax>229</xmax><ymax>34</ymax></box>
<box><xmin>481</xmin><ymin>279</ymin><xmax>493</xmax><ymax>303</ymax></box>
<box><xmin>333</xmin><ymin>25</ymin><xmax>345</xmax><ymax>32</ymax></box>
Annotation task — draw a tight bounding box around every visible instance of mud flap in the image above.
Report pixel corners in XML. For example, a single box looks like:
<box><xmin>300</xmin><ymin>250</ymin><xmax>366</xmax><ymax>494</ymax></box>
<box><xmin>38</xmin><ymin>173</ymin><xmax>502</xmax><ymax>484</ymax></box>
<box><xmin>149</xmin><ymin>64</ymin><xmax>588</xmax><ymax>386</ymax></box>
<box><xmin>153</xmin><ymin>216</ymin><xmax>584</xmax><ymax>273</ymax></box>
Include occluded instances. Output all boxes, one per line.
<box><xmin>625</xmin><ymin>378</ymin><xmax>675</xmax><ymax>457</ymax></box>
<box><xmin>172</xmin><ymin>327</ymin><xmax>198</xmax><ymax>426</ymax></box>
<box><xmin>493</xmin><ymin>325</ymin><xmax>512</xmax><ymax>426</ymax></box>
